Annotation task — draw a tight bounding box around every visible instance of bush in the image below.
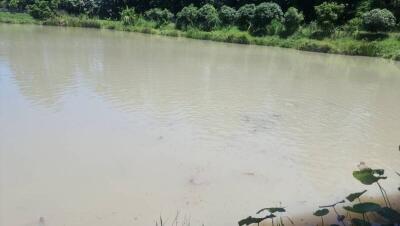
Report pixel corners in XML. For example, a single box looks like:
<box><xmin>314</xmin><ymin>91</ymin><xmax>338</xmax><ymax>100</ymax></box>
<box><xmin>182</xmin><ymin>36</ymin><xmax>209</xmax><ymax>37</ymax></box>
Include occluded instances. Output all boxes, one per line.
<box><xmin>342</xmin><ymin>17</ymin><xmax>362</xmax><ymax>34</ymax></box>
<box><xmin>120</xmin><ymin>7</ymin><xmax>136</xmax><ymax>25</ymax></box>
<box><xmin>282</xmin><ymin>7</ymin><xmax>304</xmax><ymax>36</ymax></box>
<box><xmin>266</xmin><ymin>19</ymin><xmax>284</xmax><ymax>35</ymax></box>
<box><xmin>219</xmin><ymin>5</ymin><xmax>236</xmax><ymax>26</ymax></box>
<box><xmin>27</xmin><ymin>0</ymin><xmax>59</xmax><ymax>19</ymax></box>
<box><xmin>144</xmin><ymin>8</ymin><xmax>173</xmax><ymax>27</ymax></box>
<box><xmin>250</xmin><ymin>2</ymin><xmax>283</xmax><ymax>36</ymax></box>
<box><xmin>196</xmin><ymin>3</ymin><xmax>219</xmax><ymax>31</ymax></box>
<box><xmin>362</xmin><ymin>8</ymin><xmax>396</xmax><ymax>32</ymax></box>
<box><xmin>176</xmin><ymin>4</ymin><xmax>198</xmax><ymax>30</ymax></box>
<box><xmin>314</xmin><ymin>2</ymin><xmax>345</xmax><ymax>35</ymax></box>
<box><xmin>236</xmin><ymin>3</ymin><xmax>255</xmax><ymax>31</ymax></box>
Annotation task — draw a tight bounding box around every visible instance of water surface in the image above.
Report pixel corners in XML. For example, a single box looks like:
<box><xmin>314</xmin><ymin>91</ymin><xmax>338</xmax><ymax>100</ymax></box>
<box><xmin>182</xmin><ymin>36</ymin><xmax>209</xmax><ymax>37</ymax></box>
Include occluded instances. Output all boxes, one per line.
<box><xmin>1</xmin><ymin>24</ymin><xmax>400</xmax><ymax>226</ymax></box>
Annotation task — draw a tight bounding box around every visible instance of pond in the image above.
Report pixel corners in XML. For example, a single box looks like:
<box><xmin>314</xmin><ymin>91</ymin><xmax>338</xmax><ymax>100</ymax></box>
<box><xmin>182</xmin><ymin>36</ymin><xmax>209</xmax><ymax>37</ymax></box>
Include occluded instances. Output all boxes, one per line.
<box><xmin>0</xmin><ymin>24</ymin><xmax>399</xmax><ymax>226</ymax></box>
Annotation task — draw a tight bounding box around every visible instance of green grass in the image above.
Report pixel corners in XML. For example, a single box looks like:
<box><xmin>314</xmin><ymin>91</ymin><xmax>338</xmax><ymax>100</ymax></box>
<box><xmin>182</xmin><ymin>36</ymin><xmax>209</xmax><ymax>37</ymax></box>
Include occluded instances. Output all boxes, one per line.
<box><xmin>0</xmin><ymin>11</ymin><xmax>37</xmax><ymax>24</ymax></box>
<box><xmin>1</xmin><ymin>11</ymin><xmax>399</xmax><ymax>61</ymax></box>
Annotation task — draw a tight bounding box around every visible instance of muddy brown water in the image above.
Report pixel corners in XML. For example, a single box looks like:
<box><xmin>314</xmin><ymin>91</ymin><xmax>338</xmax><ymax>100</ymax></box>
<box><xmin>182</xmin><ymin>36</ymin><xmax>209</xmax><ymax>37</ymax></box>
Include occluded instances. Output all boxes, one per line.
<box><xmin>0</xmin><ymin>24</ymin><xmax>400</xmax><ymax>226</ymax></box>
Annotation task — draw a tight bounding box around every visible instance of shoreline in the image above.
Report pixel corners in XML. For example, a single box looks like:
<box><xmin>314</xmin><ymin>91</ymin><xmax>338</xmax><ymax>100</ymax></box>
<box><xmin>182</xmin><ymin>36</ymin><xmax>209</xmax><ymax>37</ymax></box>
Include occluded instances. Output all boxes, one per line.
<box><xmin>1</xmin><ymin>11</ymin><xmax>400</xmax><ymax>61</ymax></box>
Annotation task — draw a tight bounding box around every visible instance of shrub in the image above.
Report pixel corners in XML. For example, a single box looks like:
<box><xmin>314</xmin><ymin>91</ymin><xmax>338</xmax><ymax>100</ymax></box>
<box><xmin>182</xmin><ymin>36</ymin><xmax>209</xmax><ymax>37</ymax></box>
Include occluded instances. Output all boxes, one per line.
<box><xmin>362</xmin><ymin>8</ymin><xmax>396</xmax><ymax>32</ymax></box>
<box><xmin>27</xmin><ymin>0</ymin><xmax>59</xmax><ymax>20</ymax></box>
<box><xmin>176</xmin><ymin>4</ymin><xmax>198</xmax><ymax>30</ymax></box>
<box><xmin>250</xmin><ymin>2</ymin><xmax>283</xmax><ymax>36</ymax></box>
<box><xmin>219</xmin><ymin>5</ymin><xmax>237</xmax><ymax>26</ymax></box>
<box><xmin>236</xmin><ymin>3</ymin><xmax>255</xmax><ymax>31</ymax></box>
<box><xmin>144</xmin><ymin>8</ymin><xmax>173</xmax><ymax>27</ymax></box>
<box><xmin>342</xmin><ymin>17</ymin><xmax>362</xmax><ymax>34</ymax></box>
<box><xmin>314</xmin><ymin>2</ymin><xmax>345</xmax><ymax>34</ymax></box>
<box><xmin>196</xmin><ymin>3</ymin><xmax>219</xmax><ymax>31</ymax></box>
<box><xmin>266</xmin><ymin>19</ymin><xmax>284</xmax><ymax>35</ymax></box>
<box><xmin>120</xmin><ymin>7</ymin><xmax>136</xmax><ymax>25</ymax></box>
<box><xmin>282</xmin><ymin>7</ymin><xmax>304</xmax><ymax>36</ymax></box>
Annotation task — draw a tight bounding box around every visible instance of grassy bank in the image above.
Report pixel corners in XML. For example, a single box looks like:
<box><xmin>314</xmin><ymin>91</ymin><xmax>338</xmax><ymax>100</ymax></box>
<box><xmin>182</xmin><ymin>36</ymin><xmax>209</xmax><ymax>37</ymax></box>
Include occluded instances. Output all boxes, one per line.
<box><xmin>1</xmin><ymin>11</ymin><xmax>400</xmax><ymax>60</ymax></box>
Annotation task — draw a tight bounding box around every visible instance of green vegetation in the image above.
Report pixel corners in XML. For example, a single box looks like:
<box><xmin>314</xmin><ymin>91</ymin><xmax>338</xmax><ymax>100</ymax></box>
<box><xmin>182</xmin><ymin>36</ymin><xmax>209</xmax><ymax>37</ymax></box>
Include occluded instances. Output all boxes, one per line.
<box><xmin>239</xmin><ymin>162</ymin><xmax>400</xmax><ymax>226</ymax></box>
<box><xmin>196</xmin><ymin>4</ymin><xmax>220</xmax><ymax>31</ymax></box>
<box><xmin>120</xmin><ymin>7</ymin><xmax>136</xmax><ymax>26</ymax></box>
<box><xmin>0</xmin><ymin>0</ymin><xmax>400</xmax><ymax>60</ymax></box>
<box><xmin>314</xmin><ymin>2</ymin><xmax>345</xmax><ymax>36</ymax></box>
<box><xmin>362</xmin><ymin>9</ymin><xmax>396</xmax><ymax>32</ymax></box>
<box><xmin>144</xmin><ymin>8</ymin><xmax>174</xmax><ymax>28</ymax></box>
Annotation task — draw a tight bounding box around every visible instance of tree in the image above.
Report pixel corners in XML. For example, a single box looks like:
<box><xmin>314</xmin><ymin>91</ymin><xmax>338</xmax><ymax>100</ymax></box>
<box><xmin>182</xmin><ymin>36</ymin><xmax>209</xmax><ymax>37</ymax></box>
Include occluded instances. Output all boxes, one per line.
<box><xmin>283</xmin><ymin>7</ymin><xmax>304</xmax><ymax>36</ymax></box>
<box><xmin>59</xmin><ymin>0</ymin><xmax>99</xmax><ymax>16</ymax></box>
<box><xmin>196</xmin><ymin>3</ymin><xmax>220</xmax><ymax>31</ymax></box>
<box><xmin>219</xmin><ymin>5</ymin><xmax>237</xmax><ymax>26</ymax></box>
<box><xmin>250</xmin><ymin>2</ymin><xmax>283</xmax><ymax>35</ymax></box>
<box><xmin>236</xmin><ymin>3</ymin><xmax>256</xmax><ymax>31</ymax></box>
<box><xmin>362</xmin><ymin>8</ymin><xmax>396</xmax><ymax>32</ymax></box>
<box><xmin>4</xmin><ymin>0</ymin><xmax>35</xmax><ymax>11</ymax></box>
<box><xmin>145</xmin><ymin>8</ymin><xmax>174</xmax><ymax>27</ymax></box>
<box><xmin>176</xmin><ymin>4</ymin><xmax>198</xmax><ymax>30</ymax></box>
<box><xmin>27</xmin><ymin>0</ymin><xmax>59</xmax><ymax>19</ymax></box>
<box><xmin>314</xmin><ymin>2</ymin><xmax>345</xmax><ymax>34</ymax></box>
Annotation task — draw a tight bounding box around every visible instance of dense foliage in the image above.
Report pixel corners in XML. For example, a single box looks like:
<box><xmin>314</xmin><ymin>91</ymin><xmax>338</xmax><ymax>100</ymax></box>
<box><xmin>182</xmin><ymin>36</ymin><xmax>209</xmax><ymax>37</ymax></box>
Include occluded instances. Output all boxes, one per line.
<box><xmin>218</xmin><ymin>5</ymin><xmax>236</xmax><ymax>25</ymax></box>
<box><xmin>236</xmin><ymin>3</ymin><xmax>256</xmax><ymax>31</ymax></box>
<box><xmin>250</xmin><ymin>2</ymin><xmax>283</xmax><ymax>35</ymax></box>
<box><xmin>362</xmin><ymin>8</ymin><xmax>396</xmax><ymax>32</ymax></box>
<box><xmin>144</xmin><ymin>8</ymin><xmax>174</xmax><ymax>27</ymax></box>
<box><xmin>282</xmin><ymin>7</ymin><xmax>304</xmax><ymax>36</ymax></box>
<box><xmin>314</xmin><ymin>2</ymin><xmax>345</xmax><ymax>34</ymax></box>
<box><xmin>27</xmin><ymin>0</ymin><xmax>58</xmax><ymax>19</ymax></box>
<box><xmin>1</xmin><ymin>0</ymin><xmax>399</xmax><ymax>39</ymax></box>
<box><xmin>196</xmin><ymin>3</ymin><xmax>220</xmax><ymax>31</ymax></box>
<box><xmin>176</xmin><ymin>4</ymin><xmax>198</xmax><ymax>30</ymax></box>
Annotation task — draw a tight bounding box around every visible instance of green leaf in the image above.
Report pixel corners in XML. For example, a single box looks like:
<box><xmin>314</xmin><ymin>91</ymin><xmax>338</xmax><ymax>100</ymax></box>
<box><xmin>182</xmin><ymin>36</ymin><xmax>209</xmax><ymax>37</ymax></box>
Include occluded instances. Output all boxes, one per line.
<box><xmin>376</xmin><ymin>207</ymin><xmax>400</xmax><ymax>223</ymax></box>
<box><xmin>313</xmin><ymin>208</ymin><xmax>329</xmax><ymax>216</ymax></box>
<box><xmin>346</xmin><ymin>190</ymin><xmax>367</xmax><ymax>202</ymax></box>
<box><xmin>256</xmin><ymin>207</ymin><xmax>286</xmax><ymax>214</ymax></box>
<box><xmin>238</xmin><ymin>214</ymin><xmax>277</xmax><ymax>226</ymax></box>
<box><xmin>351</xmin><ymin>218</ymin><xmax>371</xmax><ymax>226</ymax></box>
<box><xmin>343</xmin><ymin>202</ymin><xmax>381</xmax><ymax>214</ymax></box>
<box><xmin>238</xmin><ymin>216</ymin><xmax>265</xmax><ymax>226</ymax></box>
<box><xmin>353</xmin><ymin>169</ymin><xmax>387</xmax><ymax>185</ymax></box>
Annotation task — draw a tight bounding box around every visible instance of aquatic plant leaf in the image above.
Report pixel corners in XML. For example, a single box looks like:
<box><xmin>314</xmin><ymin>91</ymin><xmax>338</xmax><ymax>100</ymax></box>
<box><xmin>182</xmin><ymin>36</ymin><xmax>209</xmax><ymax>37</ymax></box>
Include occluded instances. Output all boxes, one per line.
<box><xmin>238</xmin><ymin>214</ymin><xmax>276</xmax><ymax>226</ymax></box>
<box><xmin>313</xmin><ymin>208</ymin><xmax>329</xmax><ymax>216</ymax></box>
<box><xmin>238</xmin><ymin>216</ymin><xmax>265</xmax><ymax>226</ymax></box>
<box><xmin>353</xmin><ymin>169</ymin><xmax>387</xmax><ymax>185</ymax></box>
<box><xmin>343</xmin><ymin>202</ymin><xmax>381</xmax><ymax>213</ymax></box>
<box><xmin>376</xmin><ymin>207</ymin><xmax>400</xmax><ymax>223</ymax></box>
<box><xmin>346</xmin><ymin>190</ymin><xmax>367</xmax><ymax>202</ymax></box>
<box><xmin>351</xmin><ymin>218</ymin><xmax>371</xmax><ymax>226</ymax></box>
<box><xmin>256</xmin><ymin>207</ymin><xmax>286</xmax><ymax>214</ymax></box>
